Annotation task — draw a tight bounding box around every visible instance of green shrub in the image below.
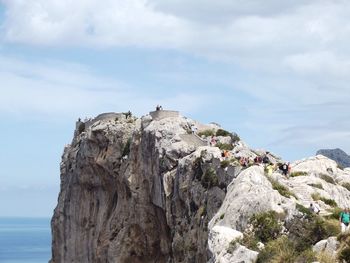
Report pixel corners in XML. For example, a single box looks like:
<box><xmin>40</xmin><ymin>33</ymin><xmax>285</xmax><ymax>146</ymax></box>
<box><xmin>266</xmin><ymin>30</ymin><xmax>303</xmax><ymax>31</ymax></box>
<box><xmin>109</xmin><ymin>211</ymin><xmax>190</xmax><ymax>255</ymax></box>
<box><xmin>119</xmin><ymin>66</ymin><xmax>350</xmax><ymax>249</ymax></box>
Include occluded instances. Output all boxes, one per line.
<box><xmin>318</xmin><ymin>251</ymin><xmax>337</xmax><ymax>263</ymax></box>
<box><xmin>227</xmin><ymin>239</ymin><xmax>238</xmax><ymax>254</ymax></box>
<box><xmin>230</xmin><ymin>133</ymin><xmax>240</xmax><ymax>143</ymax></box>
<box><xmin>342</xmin><ymin>183</ymin><xmax>350</xmax><ymax>191</ymax></box>
<box><xmin>311</xmin><ymin>192</ymin><xmax>321</xmax><ymax>201</ymax></box>
<box><xmin>311</xmin><ymin>217</ymin><xmax>339</xmax><ymax>242</ymax></box>
<box><xmin>323</xmin><ymin>218</ymin><xmax>341</xmax><ymax>236</ymax></box>
<box><xmin>251</xmin><ymin>211</ymin><xmax>282</xmax><ymax>243</ymax></box>
<box><xmin>197</xmin><ymin>205</ymin><xmax>206</xmax><ymax>217</ymax></box>
<box><xmin>327</xmin><ymin>207</ymin><xmax>342</xmax><ymax>220</ymax></box>
<box><xmin>308</xmin><ymin>183</ymin><xmax>324</xmax><ymax>190</ymax></box>
<box><xmin>198</xmin><ymin>129</ymin><xmax>215</xmax><ymax>137</ymax></box>
<box><xmin>201</xmin><ymin>168</ymin><xmax>218</xmax><ymax>188</ymax></box>
<box><xmin>193</xmin><ymin>157</ymin><xmax>203</xmax><ymax>180</ymax></box>
<box><xmin>267</xmin><ymin>176</ymin><xmax>296</xmax><ymax>198</ymax></box>
<box><xmin>219</xmin><ymin>213</ymin><xmax>225</xmax><ymax>219</ymax></box>
<box><xmin>257</xmin><ymin>236</ymin><xmax>296</xmax><ymax>263</ymax></box>
<box><xmin>126</xmin><ymin>118</ymin><xmax>134</xmax><ymax>123</ymax></box>
<box><xmin>337</xmin><ymin>231</ymin><xmax>350</xmax><ymax>243</ymax></box>
<box><xmin>216</xmin><ymin>142</ymin><xmax>234</xmax><ymax>151</ymax></box>
<box><xmin>220</xmin><ymin>160</ymin><xmax>230</xmax><ymax>168</ymax></box>
<box><xmin>288</xmin><ymin>216</ymin><xmax>339</xmax><ymax>252</ymax></box>
<box><xmin>320</xmin><ymin>197</ymin><xmax>337</xmax><ymax>207</ymax></box>
<box><xmin>296</xmin><ymin>249</ymin><xmax>317</xmax><ymax>263</ymax></box>
<box><xmin>121</xmin><ymin>137</ymin><xmax>131</xmax><ymax>157</ymax></box>
<box><xmin>216</xmin><ymin>129</ymin><xmax>231</xmax><ymax>137</ymax></box>
<box><xmin>241</xmin><ymin>231</ymin><xmax>259</xmax><ymax>251</ymax></box>
<box><xmin>312</xmin><ymin>193</ymin><xmax>337</xmax><ymax>207</ymax></box>
<box><xmin>338</xmin><ymin>246</ymin><xmax>350</xmax><ymax>262</ymax></box>
<box><xmin>290</xmin><ymin>171</ymin><xmax>308</xmax><ymax>177</ymax></box>
<box><xmin>320</xmin><ymin>174</ymin><xmax>336</xmax><ymax>185</ymax></box>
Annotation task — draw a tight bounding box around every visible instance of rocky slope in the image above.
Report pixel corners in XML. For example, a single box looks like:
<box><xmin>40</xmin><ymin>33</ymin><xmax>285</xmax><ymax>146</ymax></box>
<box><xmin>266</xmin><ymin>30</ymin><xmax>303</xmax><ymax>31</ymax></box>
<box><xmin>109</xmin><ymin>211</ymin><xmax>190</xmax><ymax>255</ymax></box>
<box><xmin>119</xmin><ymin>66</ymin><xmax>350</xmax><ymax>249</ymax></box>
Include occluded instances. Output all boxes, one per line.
<box><xmin>51</xmin><ymin>111</ymin><xmax>350</xmax><ymax>263</ymax></box>
<box><xmin>317</xmin><ymin>148</ymin><xmax>350</xmax><ymax>168</ymax></box>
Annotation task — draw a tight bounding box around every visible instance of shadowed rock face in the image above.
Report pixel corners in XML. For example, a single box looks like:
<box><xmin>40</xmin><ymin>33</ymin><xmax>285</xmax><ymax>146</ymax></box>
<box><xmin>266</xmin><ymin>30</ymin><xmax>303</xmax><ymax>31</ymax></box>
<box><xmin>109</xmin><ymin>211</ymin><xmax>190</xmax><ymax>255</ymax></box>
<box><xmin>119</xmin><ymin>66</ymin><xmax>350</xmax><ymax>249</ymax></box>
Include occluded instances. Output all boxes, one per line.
<box><xmin>50</xmin><ymin>113</ymin><xmax>238</xmax><ymax>263</ymax></box>
<box><xmin>316</xmin><ymin>148</ymin><xmax>350</xmax><ymax>168</ymax></box>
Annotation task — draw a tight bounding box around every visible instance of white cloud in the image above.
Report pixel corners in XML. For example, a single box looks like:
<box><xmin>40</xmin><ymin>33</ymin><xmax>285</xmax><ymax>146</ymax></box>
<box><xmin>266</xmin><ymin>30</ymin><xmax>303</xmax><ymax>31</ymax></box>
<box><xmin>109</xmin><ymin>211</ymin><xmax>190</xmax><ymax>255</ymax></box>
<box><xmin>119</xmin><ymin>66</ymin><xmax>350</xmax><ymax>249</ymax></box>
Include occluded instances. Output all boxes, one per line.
<box><xmin>1</xmin><ymin>0</ymin><xmax>188</xmax><ymax>48</ymax></box>
<box><xmin>3</xmin><ymin>0</ymin><xmax>350</xmax><ymax>82</ymax></box>
<box><xmin>0</xmin><ymin>54</ymin><xmax>206</xmax><ymax>118</ymax></box>
<box><xmin>1</xmin><ymin>0</ymin><xmax>350</xmax><ymax>159</ymax></box>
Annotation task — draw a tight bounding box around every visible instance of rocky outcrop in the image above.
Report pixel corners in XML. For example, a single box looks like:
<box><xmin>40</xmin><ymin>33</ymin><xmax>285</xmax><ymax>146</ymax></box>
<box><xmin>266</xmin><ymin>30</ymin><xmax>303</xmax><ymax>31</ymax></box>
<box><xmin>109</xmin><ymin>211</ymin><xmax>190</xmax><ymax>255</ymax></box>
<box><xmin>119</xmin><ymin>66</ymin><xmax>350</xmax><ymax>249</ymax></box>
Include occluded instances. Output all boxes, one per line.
<box><xmin>51</xmin><ymin>111</ymin><xmax>350</xmax><ymax>263</ymax></box>
<box><xmin>317</xmin><ymin>148</ymin><xmax>350</xmax><ymax>168</ymax></box>
<box><xmin>51</xmin><ymin>112</ymin><xmax>240</xmax><ymax>263</ymax></box>
<box><xmin>313</xmin><ymin>236</ymin><xmax>339</xmax><ymax>257</ymax></box>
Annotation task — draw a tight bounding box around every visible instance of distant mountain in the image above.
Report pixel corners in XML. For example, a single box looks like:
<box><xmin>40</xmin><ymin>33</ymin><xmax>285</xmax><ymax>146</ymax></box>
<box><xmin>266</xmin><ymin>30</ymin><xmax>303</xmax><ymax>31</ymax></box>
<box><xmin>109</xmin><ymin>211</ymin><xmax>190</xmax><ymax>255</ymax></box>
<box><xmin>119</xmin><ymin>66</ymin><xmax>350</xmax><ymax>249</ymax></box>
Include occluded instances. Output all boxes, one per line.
<box><xmin>316</xmin><ymin>148</ymin><xmax>350</xmax><ymax>168</ymax></box>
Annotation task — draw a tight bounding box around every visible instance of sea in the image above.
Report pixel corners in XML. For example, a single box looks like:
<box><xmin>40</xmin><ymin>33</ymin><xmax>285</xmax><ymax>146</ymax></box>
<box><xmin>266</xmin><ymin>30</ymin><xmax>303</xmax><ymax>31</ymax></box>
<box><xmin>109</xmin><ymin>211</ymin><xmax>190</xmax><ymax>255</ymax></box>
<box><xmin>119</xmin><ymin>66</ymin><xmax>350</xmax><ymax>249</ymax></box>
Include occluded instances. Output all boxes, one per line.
<box><xmin>0</xmin><ymin>217</ymin><xmax>51</xmax><ymax>263</ymax></box>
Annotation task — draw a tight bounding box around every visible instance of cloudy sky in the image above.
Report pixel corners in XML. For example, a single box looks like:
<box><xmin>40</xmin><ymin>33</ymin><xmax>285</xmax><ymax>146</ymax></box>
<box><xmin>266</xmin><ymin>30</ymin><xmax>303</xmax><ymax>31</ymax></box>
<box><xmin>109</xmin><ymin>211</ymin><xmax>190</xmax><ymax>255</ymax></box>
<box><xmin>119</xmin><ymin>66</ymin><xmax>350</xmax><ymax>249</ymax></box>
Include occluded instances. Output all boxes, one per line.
<box><xmin>1</xmin><ymin>0</ymin><xmax>350</xmax><ymax>217</ymax></box>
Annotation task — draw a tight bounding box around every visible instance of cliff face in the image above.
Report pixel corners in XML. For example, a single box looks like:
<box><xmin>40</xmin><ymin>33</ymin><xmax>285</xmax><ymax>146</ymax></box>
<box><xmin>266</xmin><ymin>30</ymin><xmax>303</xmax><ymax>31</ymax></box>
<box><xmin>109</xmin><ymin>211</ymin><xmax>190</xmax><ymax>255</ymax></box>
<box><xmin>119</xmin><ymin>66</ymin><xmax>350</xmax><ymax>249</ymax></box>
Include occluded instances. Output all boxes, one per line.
<box><xmin>51</xmin><ymin>112</ymin><xmax>237</xmax><ymax>263</ymax></box>
<box><xmin>51</xmin><ymin>111</ymin><xmax>350</xmax><ymax>263</ymax></box>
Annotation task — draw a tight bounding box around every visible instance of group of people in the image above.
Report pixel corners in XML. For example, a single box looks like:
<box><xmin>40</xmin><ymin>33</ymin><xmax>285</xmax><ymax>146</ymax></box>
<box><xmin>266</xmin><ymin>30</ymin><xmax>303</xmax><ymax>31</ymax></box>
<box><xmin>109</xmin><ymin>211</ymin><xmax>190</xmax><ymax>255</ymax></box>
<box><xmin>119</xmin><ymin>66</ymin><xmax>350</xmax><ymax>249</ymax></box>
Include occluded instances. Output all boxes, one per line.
<box><xmin>308</xmin><ymin>204</ymin><xmax>350</xmax><ymax>233</ymax></box>
<box><xmin>309</xmin><ymin>205</ymin><xmax>350</xmax><ymax>233</ymax></box>
<box><xmin>155</xmin><ymin>105</ymin><xmax>163</xmax><ymax>111</ymax></box>
<box><xmin>264</xmin><ymin>162</ymin><xmax>291</xmax><ymax>176</ymax></box>
<box><xmin>221</xmin><ymin>150</ymin><xmax>231</xmax><ymax>159</ymax></box>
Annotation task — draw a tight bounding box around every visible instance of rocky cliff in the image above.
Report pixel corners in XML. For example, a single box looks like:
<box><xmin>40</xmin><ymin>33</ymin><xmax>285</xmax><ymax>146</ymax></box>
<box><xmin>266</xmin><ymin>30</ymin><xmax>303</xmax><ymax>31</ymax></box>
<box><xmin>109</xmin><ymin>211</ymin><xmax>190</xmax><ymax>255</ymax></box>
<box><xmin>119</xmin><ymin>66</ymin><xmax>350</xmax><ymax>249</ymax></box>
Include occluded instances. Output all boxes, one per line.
<box><xmin>317</xmin><ymin>148</ymin><xmax>350</xmax><ymax>168</ymax></box>
<box><xmin>51</xmin><ymin>111</ymin><xmax>350</xmax><ymax>263</ymax></box>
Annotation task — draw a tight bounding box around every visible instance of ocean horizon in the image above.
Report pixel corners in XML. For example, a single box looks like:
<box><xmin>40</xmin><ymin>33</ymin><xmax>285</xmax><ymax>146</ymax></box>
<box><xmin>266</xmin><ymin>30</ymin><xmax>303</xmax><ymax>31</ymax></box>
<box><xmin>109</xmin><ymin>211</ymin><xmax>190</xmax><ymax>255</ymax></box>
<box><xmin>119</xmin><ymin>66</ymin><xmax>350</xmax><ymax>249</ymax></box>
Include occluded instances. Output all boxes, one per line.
<box><xmin>0</xmin><ymin>217</ymin><xmax>51</xmax><ymax>263</ymax></box>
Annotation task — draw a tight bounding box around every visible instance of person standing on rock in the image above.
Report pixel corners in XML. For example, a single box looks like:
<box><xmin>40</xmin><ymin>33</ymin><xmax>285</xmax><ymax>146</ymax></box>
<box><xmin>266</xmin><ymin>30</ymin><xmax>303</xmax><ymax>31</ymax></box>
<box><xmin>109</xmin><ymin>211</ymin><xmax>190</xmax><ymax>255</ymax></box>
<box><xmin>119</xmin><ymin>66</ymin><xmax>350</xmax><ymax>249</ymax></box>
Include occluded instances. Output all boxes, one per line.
<box><xmin>210</xmin><ymin>135</ymin><xmax>217</xmax><ymax>146</ymax></box>
<box><xmin>266</xmin><ymin>163</ymin><xmax>274</xmax><ymax>176</ymax></box>
<box><xmin>280</xmin><ymin>163</ymin><xmax>288</xmax><ymax>177</ymax></box>
<box><xmin>309</xmin><ymin>203</ymin><xmax>320</xmax><ymax>214</ymax></box>
<box><xmin>340</xmin><ymin>208</ymin><xmax>350</xmax><ymax>233</ymax></box>
<box><xmin>191</xmin><ymin>125</ymin><xmax>197</xmax><ymax>134</ymax></box>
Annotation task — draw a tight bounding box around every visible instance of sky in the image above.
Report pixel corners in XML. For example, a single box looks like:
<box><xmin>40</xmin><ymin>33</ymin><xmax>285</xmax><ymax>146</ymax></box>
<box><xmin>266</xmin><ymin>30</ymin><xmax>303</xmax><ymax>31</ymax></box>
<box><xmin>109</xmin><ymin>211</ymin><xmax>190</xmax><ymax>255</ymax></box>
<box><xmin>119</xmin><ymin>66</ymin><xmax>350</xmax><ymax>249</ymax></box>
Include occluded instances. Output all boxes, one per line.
<box><xmin>1</xmin><ymin>0</ymin><xmax>350</xmax><ymax>217</ymax></box>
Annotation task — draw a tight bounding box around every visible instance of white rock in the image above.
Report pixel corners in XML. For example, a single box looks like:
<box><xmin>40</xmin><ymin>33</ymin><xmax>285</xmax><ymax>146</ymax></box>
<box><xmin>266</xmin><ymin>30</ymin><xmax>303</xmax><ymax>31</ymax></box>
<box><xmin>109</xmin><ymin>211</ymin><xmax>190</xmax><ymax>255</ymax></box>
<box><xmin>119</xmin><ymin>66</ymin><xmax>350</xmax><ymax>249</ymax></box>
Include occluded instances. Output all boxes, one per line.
<box><xmin>208</xmin><ymin>225</ymin><xmax>243</xmax><ymax>257</ymax></box>
<box><xmin>209</xmin><ymin>166</ymin><xmax>296</xmax><ymax>231</ymax></box>
<box><xmin>208</xmin><ymin>226</ymin><xmax>258</xmax><ymax>263</ymax></box>
<box><xmin>313</xmin><ymin>236</ymin><xmax>339</xmax><ymax>257</ymax></box>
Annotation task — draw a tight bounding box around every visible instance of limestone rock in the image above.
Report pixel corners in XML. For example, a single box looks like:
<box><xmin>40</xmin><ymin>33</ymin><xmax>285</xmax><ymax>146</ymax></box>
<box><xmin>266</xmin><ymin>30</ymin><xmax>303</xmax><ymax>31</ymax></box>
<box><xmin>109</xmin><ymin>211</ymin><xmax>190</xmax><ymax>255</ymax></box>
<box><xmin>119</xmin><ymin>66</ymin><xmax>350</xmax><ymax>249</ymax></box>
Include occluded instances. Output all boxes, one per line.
<box><xmin>51</xmin><ymin>112</ymin><xmax>239</xmax><ymax>263</ymax></box>
<box><xmin>51</xmin><ymin>110</ymin><xmax>350</xmax><ymax>263</ymax></box>
<box><xmin>209</xmin><ymin>166</ymin><xmax>296</xmax><ymax>232</ymax></box>
<box><xmin>208</xmin><ymin>226</ymin><xmax>258</xmax><ymax>263</ymax></box>
<box><xmin>313</xmin><ymin>236</ymin><xmax>339</xmax><ymax>257</ymax></box>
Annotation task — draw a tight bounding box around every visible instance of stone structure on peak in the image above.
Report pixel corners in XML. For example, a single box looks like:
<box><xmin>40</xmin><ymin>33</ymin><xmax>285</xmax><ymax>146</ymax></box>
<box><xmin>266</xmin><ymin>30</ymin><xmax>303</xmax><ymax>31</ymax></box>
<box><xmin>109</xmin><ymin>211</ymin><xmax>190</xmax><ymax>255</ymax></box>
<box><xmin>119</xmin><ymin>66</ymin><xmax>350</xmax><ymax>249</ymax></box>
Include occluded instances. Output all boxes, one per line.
<box><xmin>50</xmin><ymin>110</ymin><xmax>350</xmax><ymax>263</ymax></box>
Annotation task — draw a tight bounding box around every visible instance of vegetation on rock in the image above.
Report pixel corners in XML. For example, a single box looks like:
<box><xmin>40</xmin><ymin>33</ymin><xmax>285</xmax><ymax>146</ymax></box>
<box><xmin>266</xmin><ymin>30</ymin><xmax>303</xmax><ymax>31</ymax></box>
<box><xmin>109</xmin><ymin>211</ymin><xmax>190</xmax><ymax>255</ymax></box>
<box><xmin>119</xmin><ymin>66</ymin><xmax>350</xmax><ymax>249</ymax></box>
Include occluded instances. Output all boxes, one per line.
<box><xmin>198</xmin><ymin>129</ymin><xmax>215</xmax><ymax>137</ymax></box>
<box><xmin>320</xmin><ymin>174</ymin><xmax>336</xmax><ymax>185</ymax></box>
<box><xmin>266</xmin><ymin>176</ymin><xmax>296</xmax><ymax>198</ymax></box>
<box><xmin>216</xmin><ymin>142</ymin><xmax>234</xmax><ymax>151</ymax></box>
<box><xmin>201</xmin><ymin>168</ymin><xmax>218</xmax><ymax>188</ymax></box>
<box><xmin>308</xmin><ymin>183</ymin><xmax>324</xmax><ymax>189</ymax></box>
<box><xmin>290</xmin><ymin>171</ymin><xmax>308</xmax><ymax>177</ymax></box>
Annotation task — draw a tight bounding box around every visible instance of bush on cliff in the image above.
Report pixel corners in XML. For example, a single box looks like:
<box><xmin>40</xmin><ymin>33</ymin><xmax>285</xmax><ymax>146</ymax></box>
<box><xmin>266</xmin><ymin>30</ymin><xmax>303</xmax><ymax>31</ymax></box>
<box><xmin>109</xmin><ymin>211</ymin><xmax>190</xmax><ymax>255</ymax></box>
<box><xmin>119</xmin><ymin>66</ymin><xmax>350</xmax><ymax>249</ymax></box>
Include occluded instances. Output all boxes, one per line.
<box><xmin>198</xmin><ymin>129</ymin><xmax>215</xmax><ymax>137</ymax></box>
<box><xmin>216</xmin><ymin>142</ymin><xmax>234</xmax><ymax>151</ymax></box>
<box><xmin>215</xmin><ymin>129</ymin><xmax>231</xmax><ymax>137</ymax></box>
<box><xmin>201</xmin><ymin>168</ymin><xmax>218</xmax><ymax>188</ymax></box>
<box><xmin>266</xmin><ymin>176</ymin><xmax>296</xmax><ymax>198</ymax></box>
<box><xmin>121</xmin><ymin>138</ymin><xmax>131</xmax><ymax>157</ymax></box>
<box><xmin>320</xmin><ymin>174</ymin><xmax>336</xmax><ymax>185</ymax></box>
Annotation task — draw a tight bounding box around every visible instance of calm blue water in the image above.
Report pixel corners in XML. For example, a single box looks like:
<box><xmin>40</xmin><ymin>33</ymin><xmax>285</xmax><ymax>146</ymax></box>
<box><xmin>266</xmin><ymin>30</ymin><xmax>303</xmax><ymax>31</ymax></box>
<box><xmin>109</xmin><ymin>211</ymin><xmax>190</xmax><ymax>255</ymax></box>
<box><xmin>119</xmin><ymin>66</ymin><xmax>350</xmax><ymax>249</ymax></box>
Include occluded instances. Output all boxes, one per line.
<box><xmin>0</xmin><ymin>218</ymin><xmax>51</xmax><ymax>263</ymax></box>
